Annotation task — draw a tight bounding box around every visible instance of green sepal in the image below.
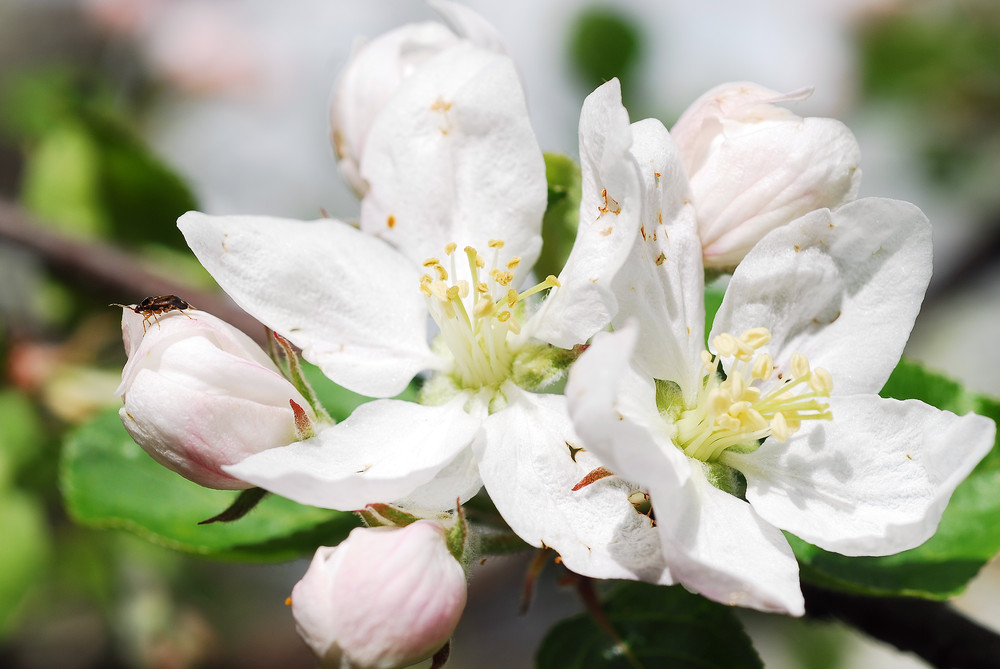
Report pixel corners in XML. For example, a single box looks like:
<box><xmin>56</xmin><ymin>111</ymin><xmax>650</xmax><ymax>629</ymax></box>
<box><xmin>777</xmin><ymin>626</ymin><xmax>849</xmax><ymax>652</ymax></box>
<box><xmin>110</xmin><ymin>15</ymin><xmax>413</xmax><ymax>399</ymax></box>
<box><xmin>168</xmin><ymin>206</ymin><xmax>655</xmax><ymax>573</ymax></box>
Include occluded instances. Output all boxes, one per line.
<box><xmin>445</xmin><ymin>504</ymin><xmax>468</xmax><ymax>564</ymax></box>
<box><xmin>364</xmin><ymin>503</ymin><xmax>421</xmax><ymax>527</ymax></box>
<box><xmin>511</xmin><ymin>344</ymin><xmax>581</xmax><ymax>392</ymax></box>
<box><xmin>197</xmin><ymin>488</ymin><xmax>269</xmax><ymax>525</ymax></box>
<box><xmin>268</xmin><ymin>331</ymin><xmax>333</xmax><ymax>424</ymax></box>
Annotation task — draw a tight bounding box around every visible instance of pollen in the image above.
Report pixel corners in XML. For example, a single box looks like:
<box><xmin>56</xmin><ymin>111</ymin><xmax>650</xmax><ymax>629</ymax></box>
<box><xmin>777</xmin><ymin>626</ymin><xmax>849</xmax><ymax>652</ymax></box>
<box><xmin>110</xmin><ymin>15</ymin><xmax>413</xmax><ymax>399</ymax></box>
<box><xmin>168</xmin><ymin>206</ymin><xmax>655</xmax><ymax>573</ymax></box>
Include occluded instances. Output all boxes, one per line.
<box><xmin>419</xmin><ymin>241</ymin><xmax>559</xmax><ymax>389</ymax></box>
<box><xmin>674</xmin><ymin>327</ymin><xmax>833</xmax><ymax>462</ymax></box>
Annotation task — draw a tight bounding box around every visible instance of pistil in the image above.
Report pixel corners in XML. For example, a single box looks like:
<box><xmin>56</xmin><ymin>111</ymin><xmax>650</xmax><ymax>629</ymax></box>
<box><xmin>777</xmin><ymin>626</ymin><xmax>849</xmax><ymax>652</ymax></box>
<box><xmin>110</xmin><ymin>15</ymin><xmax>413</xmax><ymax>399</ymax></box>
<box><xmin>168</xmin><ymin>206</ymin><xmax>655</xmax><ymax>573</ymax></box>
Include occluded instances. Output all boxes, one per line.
<box><xmin>420</xmin><ymin>241</ymin><xmax>559</xmax><ymax>389</ymax></box>
<box><xmin>674</xmin><ymin>328</ymin><xmax>833</xmax><ymax>462</ymax></box>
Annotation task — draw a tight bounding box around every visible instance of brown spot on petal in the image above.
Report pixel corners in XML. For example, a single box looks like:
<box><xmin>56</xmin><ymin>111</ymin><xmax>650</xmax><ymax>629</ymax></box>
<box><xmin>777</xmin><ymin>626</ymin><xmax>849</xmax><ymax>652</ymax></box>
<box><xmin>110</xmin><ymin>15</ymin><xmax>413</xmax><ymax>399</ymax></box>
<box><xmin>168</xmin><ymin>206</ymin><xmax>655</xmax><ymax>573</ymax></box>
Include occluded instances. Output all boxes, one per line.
<box><xmin>387</xmin><ymin>214</ymin><xmax>396</xmax><ymax>229</ymax></box>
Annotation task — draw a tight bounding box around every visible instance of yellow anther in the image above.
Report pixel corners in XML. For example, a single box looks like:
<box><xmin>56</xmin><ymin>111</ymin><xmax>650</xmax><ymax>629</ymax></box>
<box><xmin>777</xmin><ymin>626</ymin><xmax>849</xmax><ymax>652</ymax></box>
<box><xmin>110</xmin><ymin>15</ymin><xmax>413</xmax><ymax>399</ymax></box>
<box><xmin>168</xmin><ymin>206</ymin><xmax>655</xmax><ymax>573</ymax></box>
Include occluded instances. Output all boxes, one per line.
<box><xmin>477</xmin><ymin>281</ymin><xmax>489</xmax><ymax>294</ymax></box>
<box><xmin>427</xmin><ymin>281</ymin><xmax>449</xmax><ymax>302</ymax></box>
<box><xmin>546</xmin><ymin>275</ymin><xmax>561</xmax><ymax>288</ymax></box>
<box><xmin>741</xmin><ymin>386</ymin><xmax>762</xmax><ymax>404</ymax></box>
<box><xmin>456</xmin><ymin>280</ymin><xmax>469</xmax><ymax>299</ymax></box>
<box><xmin>434</xmin><ymin>265</ymin><xmax>448</xmax><ymax>281</ymax></box>
<box><xmin>497</xmin><ymin>310</ymin><xmax>511</xmax><ymax>322</ymax></box>
<box><xmin>445</xmin><ymin>242</ymin><xmax>457</xmax><ymax>255</ymax></box>
<box><xmin>420</xmin><ymin>282</ymin><xmax>432</xmax><ymax>296</ymax></box>
<box><xmin>446</xmin><ymin>285</ymin><xmax>461</xmax><ymax>300</ymax></box>
<box><xmin>423</xmin><ymin>257</ymin><xmax>441</xmax><ymax>267</ymax></box>
<box><xmin>420</xmin><ymin>273</ymin><xmax>433</xmax><ymax>284</ymax></box>
<box><xmin>476</xmin><ymin>254</ymin><xmax>485</xmax><ymax>269</ymax></box>
<box><xmin>728</xmin><ymin>401</ymin><xmax>751</xmax><ymax>418</ymax></box>
<box><xmin>506</xmin><ymin>289</ymin><xmax>518</xmax><ymax>307</ymax></box>
<box><xmin>770</xmin><ymin>413</ymin><xmax>790</xmax><ymax>441</ymax></box>
<box><xmin>717</xmin><ymin>414</ymin><xmax>741</xmax><ymax>431</ymax></box>
<box><xmin>488</xmin><ymin>239</ymin><xmax>505</xmax><ymax>249</ymax></box>
<box><xmin>810</xmin><ymin>367</ymin><xmax>833</xmax><ymax>394</ymax></box>
<box><xmin>708</xmin><ymin>388</ymin><xmax>729</xmax><ymax>415</ymax></box>
<box><xmin>713</xmin><ymin>333</ymin><xmax>739</xmax><ymax>358</ymax></box>
<box><xmin>790</xmin><ymin>353</ymin><xmax>810</xmax><ymax>379</ymax></box>
<box><xmin>701</xmin><ymin>350</ymin><xmax>716</xmax><ymax>371</ymax></box>
<box><xmin>741</xmin><ymin>328</ymin><xmax>771</xmax><ymax>350</ymax></box>
<box><xmin>506</xmin><ymin>256</ymin><xmax>521</xmax><ymax>270</ymax></box>
<box><xmin>751</xmin><ymin>354</ymin><xmax>773</xmax><ymax>381</ymax></box>
<box><xmin>473</xmin><ymin>296</ymin><xmax>495</xmax><ymax>318</ymax></box>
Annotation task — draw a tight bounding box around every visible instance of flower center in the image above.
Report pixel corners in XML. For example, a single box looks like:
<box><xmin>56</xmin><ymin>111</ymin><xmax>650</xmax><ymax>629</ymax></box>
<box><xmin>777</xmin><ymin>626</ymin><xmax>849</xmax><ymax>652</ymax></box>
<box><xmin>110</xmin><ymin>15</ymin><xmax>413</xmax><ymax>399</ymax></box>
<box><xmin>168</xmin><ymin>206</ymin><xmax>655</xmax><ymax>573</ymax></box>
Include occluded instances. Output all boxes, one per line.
<box><xmin>420</xmin><ymin>240</ymin><xmax>559</xmax><ymax>389</ymax></box>
<box><xmin>674</xmin><ymin>327</ymin><xmax>833</xmax><ymax>462</ymax></box>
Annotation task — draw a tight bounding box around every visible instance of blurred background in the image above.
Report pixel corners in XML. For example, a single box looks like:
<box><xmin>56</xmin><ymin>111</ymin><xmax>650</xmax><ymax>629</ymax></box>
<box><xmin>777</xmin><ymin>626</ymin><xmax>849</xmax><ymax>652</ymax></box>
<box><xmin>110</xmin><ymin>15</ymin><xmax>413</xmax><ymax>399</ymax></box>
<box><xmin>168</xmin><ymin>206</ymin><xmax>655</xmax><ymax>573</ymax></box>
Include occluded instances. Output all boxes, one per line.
<box><xmin>0</xmin><ymin>0</ymin><xmax>998</xmax><ymax>667</ymax></box>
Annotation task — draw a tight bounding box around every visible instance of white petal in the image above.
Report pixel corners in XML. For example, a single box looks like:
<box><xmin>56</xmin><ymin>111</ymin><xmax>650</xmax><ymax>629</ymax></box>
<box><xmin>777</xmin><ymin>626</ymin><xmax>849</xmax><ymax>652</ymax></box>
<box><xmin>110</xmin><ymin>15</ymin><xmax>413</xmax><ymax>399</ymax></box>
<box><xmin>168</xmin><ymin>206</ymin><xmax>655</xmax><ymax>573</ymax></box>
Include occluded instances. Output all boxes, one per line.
<box><xmin>476</xmin><ymin>383</ymin><xmax>672</xmax><ymax>584</ymax></box>
<box><xmin>392</xmin><ymin>446</ymin><xmax>482</xmax><ymax>513</ymax></box>
<box><xmin>359</xmin><ymin>42</ymin><xmax>545</xmax><ymax>280</ymax></box>
<box><xmin>610</xmin><ymin>117</ymin><xmax>705</xmax><ymax>398</ymax></box>
<box><xmin>724</xmin><ymin>395</ymin><xmax>996</xmax><ymax>556</ymax></box>
<box><xmin>223</xmin><ymin>396</ymin><xmax>481</xmax><ymax>511</ymax></box>
<box><xmin>429</xmin><ymin>0</ymin><xmax>507</xmax><ymax>53</ymax></box>
<box><xmin>713</xmin><ymin>198</ymin><xmax>932</xmax><ymax>395</ymax></box>
<box><xmin>650</xmin><ymin>465</ymin><xmax>805</xmax><ymax>615</ymax></box>
<box><xmin>528</xmin><ymin>79</ymin><xmax>642</xmax><ymax>348</ymax></box>
<box><xmin>178</xmin><ymin>212</ymin><xmax>438</xmax><ymax>398</ymax></box>
<box><xmin>565</xmin><ymin>325</ymin><xmax>690</xmax><ymax>490</ymax></box>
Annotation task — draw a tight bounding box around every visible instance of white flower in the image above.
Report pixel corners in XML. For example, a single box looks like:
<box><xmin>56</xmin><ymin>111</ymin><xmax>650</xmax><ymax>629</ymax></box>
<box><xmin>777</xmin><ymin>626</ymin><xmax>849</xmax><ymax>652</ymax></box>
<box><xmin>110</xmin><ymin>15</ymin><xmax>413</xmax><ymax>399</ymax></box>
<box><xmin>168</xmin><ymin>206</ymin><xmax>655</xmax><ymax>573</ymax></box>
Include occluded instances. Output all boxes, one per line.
<box><xmin>178</xmin><ymin>66</ymin><xmax>666</xmax><ymax>580</ymax></box>
<box><xmin>115</xmin><ymin>304</ymin><xmax>313</xmax><ymax>490</ymax></box>
<box><xmin>671</xmin><ymin>82</ymin><xmax>861</xmax><ymax>269</ymax></box>
<box><xmin>291</xmin><ymin>520</ymin><xmax>466</xmax><ymax>669</ymax></box>
<box><xmin>330</xmin><ymin>0</ymin><xmax>507</xmax><ymax>195</ymax></box>
<box><xmin>565</xmin><ymin>95</ymin><xmax>995</xmax><ymax>614</ymax></box>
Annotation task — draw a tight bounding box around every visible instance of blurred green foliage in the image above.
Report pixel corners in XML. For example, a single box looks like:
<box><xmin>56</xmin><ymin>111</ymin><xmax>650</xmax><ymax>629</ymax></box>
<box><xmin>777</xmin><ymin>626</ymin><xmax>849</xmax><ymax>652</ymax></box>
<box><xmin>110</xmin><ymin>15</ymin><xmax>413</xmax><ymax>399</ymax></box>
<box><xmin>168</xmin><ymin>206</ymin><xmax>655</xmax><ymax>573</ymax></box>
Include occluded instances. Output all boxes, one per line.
<box><xmin>568</xmin><ymin>6</ymin><xmax>642</xmax><ymax>105</ymax></box>
<box><xmin>2</xmin><ymin>68</ymin><xmax>197</xmax><ymax>248</ymax></box>
<box><xmin>537</xmin><ymin>581</ymin><xmax>762</xmax><ymax>669</ymax></box>
<box><xmin>859</xmin><ymin>2</ymin><xmax>1000</xmax><ymax>187</ymax></box>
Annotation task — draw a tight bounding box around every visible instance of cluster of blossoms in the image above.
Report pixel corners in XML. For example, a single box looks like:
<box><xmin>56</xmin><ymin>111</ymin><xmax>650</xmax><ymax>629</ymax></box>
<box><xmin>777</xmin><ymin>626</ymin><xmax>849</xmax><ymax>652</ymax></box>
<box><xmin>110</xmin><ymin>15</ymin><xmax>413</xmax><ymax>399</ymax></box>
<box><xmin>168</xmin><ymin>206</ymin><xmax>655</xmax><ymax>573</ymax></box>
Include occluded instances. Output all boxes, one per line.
<box><xmin>115</xmin><ymin>3</ymin><xmax>995</xmax><ymax>667</ymax></box>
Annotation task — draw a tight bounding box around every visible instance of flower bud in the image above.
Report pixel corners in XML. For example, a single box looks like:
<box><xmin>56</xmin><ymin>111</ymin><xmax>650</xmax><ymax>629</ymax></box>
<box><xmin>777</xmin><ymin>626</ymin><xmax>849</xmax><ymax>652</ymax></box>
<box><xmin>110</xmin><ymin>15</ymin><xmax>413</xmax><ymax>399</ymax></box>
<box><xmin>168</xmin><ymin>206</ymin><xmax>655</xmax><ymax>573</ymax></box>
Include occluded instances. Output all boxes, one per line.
<box><xmin>329</xmin><ymin>2</ymin><xmax>505</xmax><ymax>196</ymax></box>
<box><xmin>292</xmin><ymin>521</ymin><xmax>467</xmax><ymax>669</ymax></box>
<box><xmin>671</xmin><ymin>82</ymin><xmax>861</xmax><ymax>269</ymax></box>
<box><xmin>116</xmin><ymin>305</ymin><xmax>312</xmax><ymax>489</ymax></box>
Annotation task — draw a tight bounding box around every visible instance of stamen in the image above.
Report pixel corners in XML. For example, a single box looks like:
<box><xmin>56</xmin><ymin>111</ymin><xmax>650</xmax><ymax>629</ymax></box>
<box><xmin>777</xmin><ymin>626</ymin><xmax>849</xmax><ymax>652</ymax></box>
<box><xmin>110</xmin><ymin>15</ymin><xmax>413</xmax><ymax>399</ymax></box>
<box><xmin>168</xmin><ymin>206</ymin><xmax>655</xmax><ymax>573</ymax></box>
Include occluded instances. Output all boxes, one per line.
<box><xmin>418</xmin><ymin>241</ymin><xmax>559</xmax><ymax>390</ymax></box>
<box><xmin>675</xmin><ymin>328</ymin><xmax>833</xmax><ymax>461</ymax></box>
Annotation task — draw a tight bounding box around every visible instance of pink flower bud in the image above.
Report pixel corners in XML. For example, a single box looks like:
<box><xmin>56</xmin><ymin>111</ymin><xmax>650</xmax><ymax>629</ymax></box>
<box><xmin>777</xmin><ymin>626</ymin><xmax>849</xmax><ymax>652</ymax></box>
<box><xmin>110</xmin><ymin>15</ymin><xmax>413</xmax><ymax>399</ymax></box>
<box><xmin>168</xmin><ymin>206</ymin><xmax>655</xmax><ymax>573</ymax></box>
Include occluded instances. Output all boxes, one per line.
<box><xmin>671</xmin><ymin>82</ymin><xmax>862</xmax><ymax>269</ymax></box>
<box><xmin>291</xmin><ymin>521</ymin><xmax>467</xmax><ymax>669</ymax></box>
<box><xmin>116</xmin><ymin>304</ymin><xmax>312</xmax><ymax>489</ymax></box>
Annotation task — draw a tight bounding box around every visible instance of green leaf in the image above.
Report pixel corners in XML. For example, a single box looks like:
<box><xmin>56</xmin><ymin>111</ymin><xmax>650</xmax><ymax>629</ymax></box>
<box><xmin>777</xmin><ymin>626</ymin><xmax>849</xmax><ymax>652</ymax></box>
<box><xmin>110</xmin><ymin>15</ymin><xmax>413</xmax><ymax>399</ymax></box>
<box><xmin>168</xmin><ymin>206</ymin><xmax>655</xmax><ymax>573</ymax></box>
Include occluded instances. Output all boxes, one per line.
<box><xmin>60</xmin><ymin>410</ymin><xmax>359</xmax><ymax>562</ymax></box>
<box><xmin>536</xmin><ymin>582</ymin><xmax>761</xmax><ymax>669</ymax></box>
<box><xmin>0</xmin><ymin>490</ymin><xmax>51</xmax><ymax>637</ymax></box>
<box><xmin>792</xmin><ymin>359</ymin><xmax>1000</xmax><ymax>599</ymax></box>
<box><xmin>536</xmin><ymin>153</ymin><xmax>582</xmax><ymax>280</ymax></box>
<box><xmin>0</xmin><ymin>390</ymin><xmax>44</xmax><ymax>487</ymax></box>
<box><xmin>20</xmin><ymin>109</ymin><xmax>196</xmax><ymax>248</ymax></box>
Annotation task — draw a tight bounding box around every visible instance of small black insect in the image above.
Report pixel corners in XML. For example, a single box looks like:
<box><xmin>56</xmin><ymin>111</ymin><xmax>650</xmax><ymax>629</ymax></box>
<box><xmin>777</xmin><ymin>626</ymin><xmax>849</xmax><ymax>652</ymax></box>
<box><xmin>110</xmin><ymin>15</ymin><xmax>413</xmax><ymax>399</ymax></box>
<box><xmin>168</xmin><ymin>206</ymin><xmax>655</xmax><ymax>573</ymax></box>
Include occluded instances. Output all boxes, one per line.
<box><xmin>110</xmin><ymin>295</ymin><xmax>195</xmax><ymax>332</ymax></box>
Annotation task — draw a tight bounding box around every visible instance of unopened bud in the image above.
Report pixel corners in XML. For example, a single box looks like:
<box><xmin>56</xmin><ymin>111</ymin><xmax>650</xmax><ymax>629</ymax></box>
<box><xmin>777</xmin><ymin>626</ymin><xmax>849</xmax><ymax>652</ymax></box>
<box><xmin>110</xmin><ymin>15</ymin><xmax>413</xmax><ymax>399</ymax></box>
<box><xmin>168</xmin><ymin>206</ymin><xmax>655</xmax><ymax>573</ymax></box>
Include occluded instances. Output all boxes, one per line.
<box><xmin>115</xmin><ymin>306</ymin><xmax>313</xmax><ymax>489</ymax></box>
<box><xmin>671</xmin><ymin>82</ymin><xmax>861</xmax><ymax>269</ymax></box>
<box><xmin>291</xmin><ymin>521</ymin><xmax>467</xmax><ymax>669</ymax></box>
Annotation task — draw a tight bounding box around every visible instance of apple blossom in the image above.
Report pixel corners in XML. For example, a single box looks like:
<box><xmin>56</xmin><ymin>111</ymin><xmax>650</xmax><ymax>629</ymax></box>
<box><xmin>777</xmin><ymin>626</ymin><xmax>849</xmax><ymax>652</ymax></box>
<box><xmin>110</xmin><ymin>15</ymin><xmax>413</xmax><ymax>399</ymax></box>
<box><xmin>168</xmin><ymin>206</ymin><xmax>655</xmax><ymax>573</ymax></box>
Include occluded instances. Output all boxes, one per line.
<box><xmin>565</xmin><ymin>98</ymin><xmax>995</xmax><ymax>614</ymax></box>
<box><xmin>291</xmin><ymin>520</ymin><xmax>466</xmax><ymax>669</ymax></box>
<box><xmin>115</xmin><ymin>303</ymin><xmax>315</xmax><ymax>490</ymax></box>
<box><xmin>330</xmin><ymin>0</ymin><xmax>506</xmax><ymax>195</ymax></box>
<box><xmin>671</xmin><ymin>82</ymin><xmax>861</xmax><ymax>269</ymax></box>
<box><xmin>179</xmin><ymin>74</ymin><xmax>672</xmax><ymax>584</ymax></box>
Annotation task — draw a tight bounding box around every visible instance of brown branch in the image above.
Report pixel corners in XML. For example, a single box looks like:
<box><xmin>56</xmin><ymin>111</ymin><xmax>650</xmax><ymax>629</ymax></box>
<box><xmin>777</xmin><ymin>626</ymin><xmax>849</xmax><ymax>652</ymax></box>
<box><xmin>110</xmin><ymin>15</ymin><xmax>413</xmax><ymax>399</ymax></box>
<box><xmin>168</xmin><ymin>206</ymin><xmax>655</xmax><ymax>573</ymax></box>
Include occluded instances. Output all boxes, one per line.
<box><xmin>0</xmin><ymin>199</ymin><xmax>267</xmax><ymax>344</ymax></box>
<box><xmin>803</xmin><ymin>583</ymin><xmax>1000</xmax><ymax>669</ymax></box>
